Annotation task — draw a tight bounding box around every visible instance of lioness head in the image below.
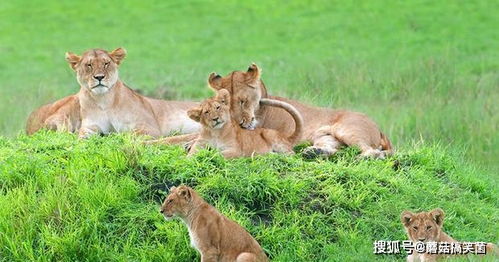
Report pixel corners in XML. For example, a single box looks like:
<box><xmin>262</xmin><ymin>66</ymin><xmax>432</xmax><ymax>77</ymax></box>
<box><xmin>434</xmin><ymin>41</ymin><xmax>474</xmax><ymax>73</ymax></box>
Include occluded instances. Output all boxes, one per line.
<box><xmin>160</xmin><ymin>185</ymin><xmax>194</xmax><ymax>220</ymax></box>
<box><xmin>187</xmin><ymin>89</ymin><xmax>231</xmax><ymax>129</ymax></box>
<box><xmin>401</xmin><ymin>208</ymin><xmax>445</xmax><ymax>242</ymax></box>
<box><xmin>65</xmin><ymin>48</ymin><xmax>126</xmax><ymax>95</ymax></box>
<box><xmin>208</xmin><ymin>63</ymin><xmax>267</xmax><ymax>130</ymax></box>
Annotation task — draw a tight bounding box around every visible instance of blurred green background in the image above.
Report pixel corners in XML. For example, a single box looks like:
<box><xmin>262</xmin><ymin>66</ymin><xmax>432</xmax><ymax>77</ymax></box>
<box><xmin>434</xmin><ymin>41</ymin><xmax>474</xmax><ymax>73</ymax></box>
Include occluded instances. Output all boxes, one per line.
<box><xmin>0</xmin><ymin>0</ymin><xmax>497</xmax><ymax>174</ymax></box>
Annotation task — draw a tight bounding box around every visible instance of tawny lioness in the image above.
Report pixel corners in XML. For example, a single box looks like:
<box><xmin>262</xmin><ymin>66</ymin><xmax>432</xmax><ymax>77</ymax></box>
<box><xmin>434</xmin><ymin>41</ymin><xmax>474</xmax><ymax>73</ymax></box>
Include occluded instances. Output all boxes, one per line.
<box><xmin>64</xmin><ymin>47</ymin><xmax>200</xmax><ymax>138</ymax></box>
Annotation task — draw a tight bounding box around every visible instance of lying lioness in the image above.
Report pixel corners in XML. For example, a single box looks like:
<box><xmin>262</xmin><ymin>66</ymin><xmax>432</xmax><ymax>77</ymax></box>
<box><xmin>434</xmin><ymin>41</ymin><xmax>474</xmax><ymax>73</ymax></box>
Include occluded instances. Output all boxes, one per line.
<box><xmin>160</xmin><ymin>185</ymin><xmax>268</xmax><ymax>262</ymax></box>
<box><xmin>25</xmin><ymin>95</ymin><xmax>81</xmax><ymax>134</ymax></box>
<box><xmin>186</xmin><ymin>89</ymin><xmax>303</xmax><ymax>158</ymax></box>
<box><xmin>64</xmin><ymin>47</ymin><xmax>200</xmax><ymax>138</ymax></box>
<box><xmin>401</xmin><ymin>208</ymin><xmax>497</xmax><ymax>261</ymax></box>
<box><xmin>206</xmin><ymin>64</ymin><xmax>393</xmax><ymax>158</ymax></box>
<box><xmin>150</xmin><ymin>64</ymin><xmax>392</xmax><ymax>158</ymax></box>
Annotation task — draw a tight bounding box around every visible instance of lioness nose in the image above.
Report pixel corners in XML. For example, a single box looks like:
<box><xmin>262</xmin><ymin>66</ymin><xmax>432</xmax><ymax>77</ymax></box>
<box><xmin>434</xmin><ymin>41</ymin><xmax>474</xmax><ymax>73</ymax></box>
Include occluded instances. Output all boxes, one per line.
<box><xmin>93</xmin><ymin>75</ymin><xmax>105</xmax><ymax>81</ymax></box>
<box><xmin>418</xmin><ymin>238</ymin><xmax>426</xmax><ymax>242</ymax></box>
<box><xmin>212</xmin><ymin>117</ymin><xmax>219</xmax><ymax>121</ymax></box>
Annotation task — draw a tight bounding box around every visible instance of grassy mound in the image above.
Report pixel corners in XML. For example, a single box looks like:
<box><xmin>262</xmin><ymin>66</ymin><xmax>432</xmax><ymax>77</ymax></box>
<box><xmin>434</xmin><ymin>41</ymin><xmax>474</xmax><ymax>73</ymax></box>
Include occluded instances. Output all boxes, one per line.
<box><xmin>0</xmin><ymin>132</ymin><xmax>497</xmax><ymax>261</ymax></box>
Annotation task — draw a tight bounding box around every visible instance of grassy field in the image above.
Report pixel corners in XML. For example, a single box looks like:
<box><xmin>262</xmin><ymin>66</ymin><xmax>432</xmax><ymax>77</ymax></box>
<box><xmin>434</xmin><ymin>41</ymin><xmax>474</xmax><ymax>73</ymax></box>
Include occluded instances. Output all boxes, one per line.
<box><xmin>0</xmin><ymin>0</ymin><xmax>498</xmax><ymax>261</ymax></box>
<box><xmin>0</xmin><ymin>0</ymin><xmax>498</xmax><ymax>173</ymax></box>
<box><xmin>0</xmin><ymin>132</ymin><xmax>497</xmax><ymax>261</ymax></box>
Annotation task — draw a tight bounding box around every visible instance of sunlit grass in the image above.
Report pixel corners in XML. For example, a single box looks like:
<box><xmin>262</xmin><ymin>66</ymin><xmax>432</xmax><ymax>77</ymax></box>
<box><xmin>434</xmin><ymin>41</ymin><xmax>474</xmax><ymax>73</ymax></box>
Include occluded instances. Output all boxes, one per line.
<box><xmin>0</xmin><ymin>132</ymin><xmax>497</xmax><ymax>261</ymax></box>
<box><xmin>0</xmin><ymin>0</ymin><xmax>497</xmax><ymax>174</ymax></box>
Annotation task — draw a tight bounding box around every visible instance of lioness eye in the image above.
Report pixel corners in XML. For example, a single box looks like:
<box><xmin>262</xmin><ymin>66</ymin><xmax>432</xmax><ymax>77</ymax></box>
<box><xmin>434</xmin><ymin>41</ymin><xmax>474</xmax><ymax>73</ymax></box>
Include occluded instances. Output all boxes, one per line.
<box><xmin>86</xmin><ymin>63</ymin><xmax>91</xmax><ymax>67</ymax></box>
<box><xmin>204</xmin><ymin>111</ymin><xmax>209</xmax><ymax>115</ymax></box>
<box><xmin>104</xmin><ymin>62</ymin><xmax>110</xmax><ymax>67</ymax></box>
<box><xmin>413</xmin><ymin>226</ymin><xmax>418</xmax><ymax>230</ymax></box>
<box><xmin>216</xmin><ymin>105</ymin><xmax>220</xmax><ymax>110</ymax></box>
<box><xmin>426</xmin><ymin>226</ymin><xmax>432</xmax><ymax>230</ymax></box>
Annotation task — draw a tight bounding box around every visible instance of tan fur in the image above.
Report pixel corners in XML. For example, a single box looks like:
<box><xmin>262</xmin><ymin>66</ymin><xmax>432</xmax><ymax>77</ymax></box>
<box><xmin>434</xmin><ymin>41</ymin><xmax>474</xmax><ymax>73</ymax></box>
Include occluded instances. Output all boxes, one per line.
<box><xmin>25</xmin><ymin>95</ymin><xmax>81</xmax><ymax>135</ymax></box>
<box><xmin>143</xmin><ymin>133</ymin><xmax>199</xmax><ymax>151</ymax></box>
<box><xmin>207</xmin><ymin>64</ymin><xmax>393</xmax><ymax>159</ymax></box>
<box><xmin>186</xmin><ymin>89</ymin><xmax>303</xmax><ymax>158</ymax></box>
<box><xmin>401</xmin><ymin>209</ymin><xmax>497</xmax><ymax>261</ymax></box>
<box><xmin>66</xmin><ymin>48</ymin><xmax>200</xmax><ymax>138</ymax></box>
<box><xmin>160</xmin><ymin>185</ymin><xmax>268</xmax><ymax>262</ymax></box>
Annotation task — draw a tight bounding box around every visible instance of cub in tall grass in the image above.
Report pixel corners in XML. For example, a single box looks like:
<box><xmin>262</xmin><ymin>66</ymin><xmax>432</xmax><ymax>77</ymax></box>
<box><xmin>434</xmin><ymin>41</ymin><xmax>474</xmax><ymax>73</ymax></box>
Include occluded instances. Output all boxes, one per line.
<box><xmin>401</xmin><ymin>208</ymin><xmax>497</xmax><ymax>261</ymax></box>
<box><xmin>186</xmin><ymin>89</ymin><xmax>303</xmax><ymax>158</ymax></box>
<box><xmin>160</xmin><ymin>185</ymin><xmax>268</xmax><ymax>262</ymax></box>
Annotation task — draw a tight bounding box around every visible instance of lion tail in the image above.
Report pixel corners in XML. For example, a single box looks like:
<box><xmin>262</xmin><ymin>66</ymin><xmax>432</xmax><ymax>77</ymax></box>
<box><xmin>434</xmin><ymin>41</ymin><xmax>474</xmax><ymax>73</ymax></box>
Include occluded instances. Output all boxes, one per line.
<box><xmin>260</xmin><ymin>98</ymin><xmax>303</xmax><ymax>144</ymax></box>
<box><xmin>380</xmin><ymin>132</ymin><xmax>393</xmax><ymax>155</ymax></box>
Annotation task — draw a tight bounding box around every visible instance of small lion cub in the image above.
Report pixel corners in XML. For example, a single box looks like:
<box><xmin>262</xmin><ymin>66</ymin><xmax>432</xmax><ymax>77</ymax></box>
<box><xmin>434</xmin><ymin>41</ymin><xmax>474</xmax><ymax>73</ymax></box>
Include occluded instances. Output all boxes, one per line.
<box><xmin>186</xmin><ymin>89</ymin><xmax>303</xmax><ymax>158</ymax></box>
<box><xmin>160</xmin><ymin>185</ymin><xmax>268</xmax><ymax>262</ymax></box>
<box><xmin>401</xmin><ymin>208</ymin><xmax>497</xmax><ymax>262</ymax></box>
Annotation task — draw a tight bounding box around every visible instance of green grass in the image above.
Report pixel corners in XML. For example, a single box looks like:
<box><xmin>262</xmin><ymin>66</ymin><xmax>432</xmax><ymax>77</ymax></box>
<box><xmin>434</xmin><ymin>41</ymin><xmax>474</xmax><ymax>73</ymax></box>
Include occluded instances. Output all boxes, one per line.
<box><xmin>1</xmin><ymin>1</ymin><xmax>498</xmax><ymax>261</ymax></box>
<box><xmin>0</xmin><ymin>0</ymin><xmax>498</xmax><ymax>174</ymax></box>
<box><xmin>0</xmin><ymin>132</ymin><xmax>497</xmax><ymax>261</ymax></box>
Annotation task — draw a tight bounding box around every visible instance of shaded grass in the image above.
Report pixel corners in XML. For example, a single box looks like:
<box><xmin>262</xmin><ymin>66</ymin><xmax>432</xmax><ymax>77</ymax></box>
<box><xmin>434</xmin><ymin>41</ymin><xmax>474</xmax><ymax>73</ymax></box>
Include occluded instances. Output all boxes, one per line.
<box><xmin>0</xmin><ymin>132</ymin><xmax>497</xmax><ymax>261</ymax></box>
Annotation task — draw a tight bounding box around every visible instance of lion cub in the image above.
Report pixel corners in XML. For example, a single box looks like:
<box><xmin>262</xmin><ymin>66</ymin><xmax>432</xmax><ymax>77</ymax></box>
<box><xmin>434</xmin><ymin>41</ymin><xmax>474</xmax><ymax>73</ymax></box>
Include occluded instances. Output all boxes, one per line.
<box><xmin>401</xmin><ymin>208</ymin><xmax>497</xmax><ymax>261</ymax></box>
<box><xmin>186</xmin><ymin>89</ymin><xmax>303</xmax><ymax>158</ymax></box>
<box><xmin>160</xmin><ymin>185</ymin><xmax>268</xmax><ymax>262</ymax></box>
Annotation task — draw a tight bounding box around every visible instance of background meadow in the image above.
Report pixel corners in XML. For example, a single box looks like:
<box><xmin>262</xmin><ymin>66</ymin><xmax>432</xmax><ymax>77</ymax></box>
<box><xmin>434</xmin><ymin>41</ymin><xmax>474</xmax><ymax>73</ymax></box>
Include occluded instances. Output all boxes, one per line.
<box><xmin>0</xmin><ymin>0</ymin><xmax>498</xmax><ymax>261</ymax></box>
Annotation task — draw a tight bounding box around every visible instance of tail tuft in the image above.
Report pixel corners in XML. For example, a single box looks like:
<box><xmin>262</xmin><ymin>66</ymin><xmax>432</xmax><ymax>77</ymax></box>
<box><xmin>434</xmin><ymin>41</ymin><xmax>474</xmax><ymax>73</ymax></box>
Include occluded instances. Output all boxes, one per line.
<box><xmin>380</xmin><ymin>132</ymin><xmax>393</xmax><ymax>155</ymax></box>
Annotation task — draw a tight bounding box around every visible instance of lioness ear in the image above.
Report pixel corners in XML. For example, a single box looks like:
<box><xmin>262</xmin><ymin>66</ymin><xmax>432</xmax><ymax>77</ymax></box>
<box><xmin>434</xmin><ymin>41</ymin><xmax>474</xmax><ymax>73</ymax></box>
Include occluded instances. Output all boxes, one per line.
<box><xmin>65</xmin><ymin>52</ymin><xmax>81</xmax><ymax>70</ymax></box>
<box><xmin>217</xmin><ymin>89</ymin><xmax>231</xmax><ymax>105</ymax></box>
<box><xmin>246</xmin><ymin>63</ymin><xmax>261</xmax><ymax>82</ymax></box>
<box><xmin>208</xmin><ymin>72</ymin><xmax>223</xmax><ymax>90</ymax></box>
<box><xmin>109</xmin><ymin>47</ymin><xmax>127</xmax><ymax>65</ymax></box>
<box><xmin>177</xmin><ymin>186</ymin><xmax>192</xmax><ymax>201</ymax></box>
<box><xmin>187</xmin><ymin>108</ymin><xmax>202</xmax><ymax>122</ymax></box>
<box><xmin>430</xmin><ymin>208</ymin><xmax>445</xmax><ymax>226</ymax></box>
<box><xmin>169</xmin><ymin>186</ymin><xmax>177</xmax><ymax>192</ymax></box>
<box><xmin>401</xmin><ymin>211</ymin><xmax>414</xmax><ymax>227</ymax></box>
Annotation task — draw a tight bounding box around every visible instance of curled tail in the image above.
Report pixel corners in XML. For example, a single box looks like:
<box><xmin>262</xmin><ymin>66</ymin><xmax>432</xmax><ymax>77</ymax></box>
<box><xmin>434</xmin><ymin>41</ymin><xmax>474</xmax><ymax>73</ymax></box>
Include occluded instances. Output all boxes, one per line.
<box><xmin>260</xmin><ymin>98</ymin><xmax>303</xmax><ymax>144</ymax></box>
<box><xmin>380</xmin><ymin>132</ymin><xmax>393</xmax><ymax>155</ymax></box>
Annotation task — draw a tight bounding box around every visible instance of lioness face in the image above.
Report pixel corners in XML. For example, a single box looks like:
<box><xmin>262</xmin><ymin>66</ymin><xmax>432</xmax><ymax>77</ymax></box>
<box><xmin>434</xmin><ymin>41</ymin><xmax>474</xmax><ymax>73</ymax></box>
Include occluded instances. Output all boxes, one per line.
<box><xmin>188</xmin><ymin>89</ymin><xmax>231</xmax><ymax>129</ymax></box>
<box><xmin>208</xmin><ymin>64</ymin><xmax>264</xmax><ymax>130</ymax></box>
<box><xmin>401</xmin><ymin>208</ymin><xmax>445</xmax><ymax>242</ymax></box>
<box><xmin>65</xmin><ymin>48</ymin><xmax>126</xmax><ymax>95</ymax></box>
<box><xmin>160</xmin><ymin>186</ymin><xmax>193</xmax><ymax>220</ymax></box>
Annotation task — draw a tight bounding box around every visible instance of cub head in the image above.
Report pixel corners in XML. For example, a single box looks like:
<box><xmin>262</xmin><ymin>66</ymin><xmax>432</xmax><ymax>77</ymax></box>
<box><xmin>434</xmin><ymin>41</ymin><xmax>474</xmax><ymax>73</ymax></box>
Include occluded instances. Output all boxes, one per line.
<box><xmin>65</xmin><ymin>47</ymin><xmax>126</xmax><ymax>95</ymax></box>
<box><xmin>188</xmin><ymin>89</ymin><xmax>231</xmax><ymax>129</ymax></box>
<box><xmin>208</xmin><ymin>63</ymin><xmax>268</xmax><ymax>130</ymax></box>
<box><xmin>401</xmin><ymin>208</ymin><xmax>445</xmax><ymax>242</ymax></box>
<box><xmin>160</xmin><ymin>185</ymin><xmax>194</xmax><ymax>220</ymax></box>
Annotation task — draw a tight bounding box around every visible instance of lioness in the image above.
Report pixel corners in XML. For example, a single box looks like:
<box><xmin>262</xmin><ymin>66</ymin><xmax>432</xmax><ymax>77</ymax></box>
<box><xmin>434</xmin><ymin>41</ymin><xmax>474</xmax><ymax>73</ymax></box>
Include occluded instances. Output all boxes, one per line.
<box><xmin>65</xmin><ymin>47</ymin><xmax>200</xmax><ymax>138</ymax></box>
<box><xmin>26</xmin><ymin>95</ymin><xmax>81</xmax><ymax>134</ymax></box>
<box><xmin>206</xmin><ymin>64</ymin><xmax>392</xmax><ymax>158</ymax></box>
<box><xmin>160</xmin><ymin>185</ymin><xmax>268</xmax><ymax>262</ymax></box>
<box><xmin>401</xmin><ymin>209</ymin><xmax>497</xmax><ymax>261</ymax></box>
<box><xmin>186</xmin><ymin>89</ymin><xmax>303</xmax><ymax>158</ymax></box>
